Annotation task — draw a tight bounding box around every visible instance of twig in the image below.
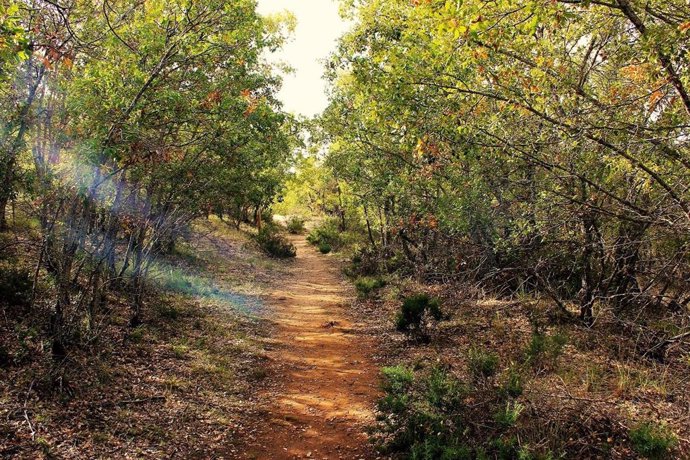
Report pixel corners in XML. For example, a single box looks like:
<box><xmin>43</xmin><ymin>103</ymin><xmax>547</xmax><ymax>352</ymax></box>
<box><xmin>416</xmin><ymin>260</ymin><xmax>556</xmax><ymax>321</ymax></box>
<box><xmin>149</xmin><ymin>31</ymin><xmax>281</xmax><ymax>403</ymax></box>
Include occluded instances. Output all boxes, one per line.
<box><xmin>92</xmin><ymin>396</ymin><xmax>166</xmax><ymax>408</ymax></box>
<box><xmin>644</xmin><ymin>330</ymin><xmax>690</xmax><ymax>359</ymax></box>
<box><xmin>23</xmin><ymin>410</ymin><xmax>35</xmax><ymax>441</ymax></box>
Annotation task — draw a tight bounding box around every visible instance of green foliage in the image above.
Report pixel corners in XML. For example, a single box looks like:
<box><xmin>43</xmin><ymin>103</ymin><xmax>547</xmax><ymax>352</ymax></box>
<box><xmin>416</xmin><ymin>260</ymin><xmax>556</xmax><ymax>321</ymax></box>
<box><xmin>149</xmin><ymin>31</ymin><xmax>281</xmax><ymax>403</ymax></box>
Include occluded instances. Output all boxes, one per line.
<box><xmin>395</xmin><ymin>293</ymin><xmax>442</xmax><ymax>333</ymax></box>
<box><xmin>379</xmin><ymin>365</ymin><xmax>414</xmax><ymax>415</ymax></box>
<box><xmin>381</xmin><ymin>365</ymin><xmax>414</xmax><ymax>393</ymax></box>
<box><xmin>306</xmin><ymin>218</ymin><xmax>344</xmax><ymax>251</ymax></box>
<box><xmin>425</xmin><ymin>366</ymin><xmax>467</xmax><ymax>409</ymax></box>
<box><xmin>525</xmin><ymin>332</ymin><xmax>567</xmax><ymax>369</ymax></box>
<box><xmin>494</xmin><ymin>401</ymin><xmax>524</xmax><ymax>428</ymax></box>
<box><xmin>319</xmin><ymin>0</ymin><xmax>690</xmax><ymax>334</ymax></box>
<box><xmin>467</xmin><ymin>347</ymin><xmax>499</xmax><ymax>379</ymax></box>
<box><xmin>318</xmin><ymin>242</ymin><xmax>332</xmax><ymax>254</ymax></box>
<box><xmin>491</xmin><ymin>437</ymin><xmax>521</xmax><ymax>460</ymax></box>
<box><xmin>285</xmin><ymin>216</ymin><xmax>306</xmax><ymax>234</ymax></box>
<box><xmin>0</xmin><ymin>0</ymin><xmax>296</xmax><ymax>358</ymax></box>
<box><xmin>0</xmin><ymin>266</ymin><xmax>31</xmax><ymax>308</ymax></box>
<box><xmin>128</xmin><ymin>327</ymin><xmax>145</xmax><ymax>343</ymax></box>
<box><xmin>155</xmin><ymin>304</ymin><xmax>180</xmax><ymax>321</ymax></box>
<box><xmin>500</xmin><ymin>367</ymin><xmax>524</xmax><ymax>398</ymax></box>
<box><xmin>348</xmin><ymin>246</ymin><xmax>381</xmax><ymax>277</ymax></box>
<box><xmin>629</xmin><ymin>422</ymin><xmax>677</xmax><ymax>459</ymax></box>
<box><xmin>354</xmin><ymin>276</ymin><xmax>386</xmax><ymax>297</ymax></box>
<box><xmin>374</xmin><ymin>364</ymin><xmax>547</xmax><ymax>459</ymax></box>
<box><xmin>256</xmin><ymin>225</ymin><xmax>297</xmax><ymax>259</ymax></box>
<box><xmin>0</xmin><ymin>2</ymin><xmax>29</xmax><ymax>65</ymax></box>
<box><xmin>376</xmin><ymin>366</ymin><xmax>469</xmax><ymax>459</ymax></box>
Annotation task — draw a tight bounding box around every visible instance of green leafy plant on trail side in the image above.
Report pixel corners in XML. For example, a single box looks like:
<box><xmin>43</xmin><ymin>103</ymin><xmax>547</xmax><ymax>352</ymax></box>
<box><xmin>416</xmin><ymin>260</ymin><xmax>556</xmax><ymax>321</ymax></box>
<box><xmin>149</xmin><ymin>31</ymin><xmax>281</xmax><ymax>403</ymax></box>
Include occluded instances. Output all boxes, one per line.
<box><xmin>468</xmin><ymin>347</ymin><xmax>499</xmax><ymax>380</ymax></box>
<box><xmin>525</xmin><ymin>331</ymin><xmax>568</xmax><ymax>370</ymax></box>
<box><xmin>354</xmin><ymin>276</ymin><xmax>386</xmax><ymax>297</ymax></box>
<box><xmin>629</xmin><ymin>422</ymin><xmax>677</xmax><ymax>459</ymax></box>
<box><xmin>256</xmin><ymin>225</ymin><xmax>296</xmax><ymax>259</ymax></box>
<box><xmin>286</xmin><ymin>216</ymin><xmax>306</xmax><ymax>234</ymax></box>
<box><xmin>396</xmin><ymin>294</ymin><xmax>442</xmax><ymax>338</ymax></box>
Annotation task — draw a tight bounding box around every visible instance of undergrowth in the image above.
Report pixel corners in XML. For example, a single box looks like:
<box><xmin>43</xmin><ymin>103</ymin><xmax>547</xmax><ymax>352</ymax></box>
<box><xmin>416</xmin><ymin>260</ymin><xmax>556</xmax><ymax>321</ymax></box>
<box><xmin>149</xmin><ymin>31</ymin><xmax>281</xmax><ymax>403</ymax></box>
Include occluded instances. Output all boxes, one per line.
<box><xmin>355</xmin><ymin>276</ymin><xmax>386</xmax><ymax>298</ymax></box>
<box><xmin>286</xmin><ymin>216</ymin><xmax>306</xmax><ymax>234</ymax></box>
<box><xmin>396</xmin><ymin>293</ymin><xmax>443</xmax><ymax>341</ymax></box>
<box><xmin>373</xmin><ymin>360</ymin><xmax>554</xmax><ymax>460</ymax></box>
<box><xmin>256</xmin><ymin>224</ymin><xmax>296</xmax><ymax>258</ymax></box>
<box><xmin>629</xmin><ymin>421</ymin><xmax>677</xmax><ymax>459</ymax></box>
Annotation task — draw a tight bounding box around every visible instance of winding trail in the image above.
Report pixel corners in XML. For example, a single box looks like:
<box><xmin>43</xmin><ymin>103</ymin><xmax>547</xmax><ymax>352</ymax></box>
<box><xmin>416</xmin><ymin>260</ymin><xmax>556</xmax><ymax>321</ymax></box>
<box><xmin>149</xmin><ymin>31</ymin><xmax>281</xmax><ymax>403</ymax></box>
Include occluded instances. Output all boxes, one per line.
<box><xmin>244</xmin><ymin>235</ymin><xmax>380</xmax><ymax>459</ymax></box>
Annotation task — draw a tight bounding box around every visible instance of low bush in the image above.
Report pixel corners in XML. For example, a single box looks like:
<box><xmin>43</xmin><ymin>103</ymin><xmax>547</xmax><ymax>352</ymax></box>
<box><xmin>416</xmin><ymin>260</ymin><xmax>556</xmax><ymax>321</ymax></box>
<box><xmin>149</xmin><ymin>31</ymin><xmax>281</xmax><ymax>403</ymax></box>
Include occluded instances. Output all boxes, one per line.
<box><xmin>286</xmin><ymin>216</ymin><xmax>306</xmax><ymax>234</ymax></box>
<box><xmin>379</xmin><ymin>365</ymin><xmax>414</xmax><ymax>414</ymax></box>
<box><xmin>501</xmin><ymin>367</ymin><xmax>524</xmax><ymax>398</ymax></box>
<box><xmin>494</xmin><ymin>401</ymin><xmax>524</xmax><ymax>428</ymax></box>
<box><xmin>525</xmin><ymin>331</ymin><xmax>567</xmax><ymax>369</ymax></box>
<box><xmin>349</xmin><ymin>246</ymin><xmax>381</xmax><ymax>276</ymax></box>
<box><xmin>374</xmin><ymin>365</ymin><xmax>547</xmax><ymax>460</ymax></box>
<box><xmin>629</xmin><ymin>422</ymin><xmax>677</xmax><ymax>459</ymax></box>
<box><xmin>354</xmin><ymin>277</ymin><xmax>386</xmax><ymax>297</ymax></box>
<box><xmin>318</xmin><ymin>242</ymin><xmax>332</xmax><ymax>254</ymax></box>
<box><xmin>467</xmin><ymin>347</ymin><xmax>499</xmax><ymax>379</ymax></box>
<box><xmin>376</xmin><ymin>365</ymin><xmax>469</xmax><ymax>459</ymax></box>
<box><xmin>395</xmin><ymin>293</ymin><xmax>442</xmax><ymax>333</ymax></box>
<box><xmin>307</xmin><ymin>218</ymin><xmax>344</xmax><ymax>250</ymax></box>
<box><xmin>256</xmin><ymin>225</ymin><xmax>296</xmax><ymax>258</ymax></box>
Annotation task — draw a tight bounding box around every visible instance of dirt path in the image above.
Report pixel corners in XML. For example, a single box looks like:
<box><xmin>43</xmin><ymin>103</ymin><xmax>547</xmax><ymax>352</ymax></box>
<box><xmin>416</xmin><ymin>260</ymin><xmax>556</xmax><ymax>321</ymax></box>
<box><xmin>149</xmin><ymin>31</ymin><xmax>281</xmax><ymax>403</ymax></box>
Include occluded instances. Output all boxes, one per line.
<box><xmin>243</xmin><ymin>235</ymin><xmax>380</xmax><ymax>459</ymax></box>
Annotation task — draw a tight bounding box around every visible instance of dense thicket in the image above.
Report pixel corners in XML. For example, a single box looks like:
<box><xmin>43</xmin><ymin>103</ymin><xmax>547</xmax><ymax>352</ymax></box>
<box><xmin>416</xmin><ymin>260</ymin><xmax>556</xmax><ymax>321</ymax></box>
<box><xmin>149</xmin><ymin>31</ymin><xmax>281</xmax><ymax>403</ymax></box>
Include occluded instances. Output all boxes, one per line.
<box><xmin>0</xmin><ymin>0</ymin><xmax>293</xmax><ymax>360</ymax></box>
<box><xmin>321</xmin><ymin>0</ymin><xmax>690</xmax><ymax>326</ymax></box>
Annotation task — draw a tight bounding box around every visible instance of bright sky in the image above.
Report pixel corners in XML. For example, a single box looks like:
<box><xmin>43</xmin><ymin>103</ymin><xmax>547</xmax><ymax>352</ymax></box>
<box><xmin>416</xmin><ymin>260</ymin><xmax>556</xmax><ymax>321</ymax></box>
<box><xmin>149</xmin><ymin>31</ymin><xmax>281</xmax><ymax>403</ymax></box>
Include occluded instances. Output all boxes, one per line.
<box><xmin>256</xmin><ymin>0</ymin><xmax>350</xmax><ymax>118</ymax></box>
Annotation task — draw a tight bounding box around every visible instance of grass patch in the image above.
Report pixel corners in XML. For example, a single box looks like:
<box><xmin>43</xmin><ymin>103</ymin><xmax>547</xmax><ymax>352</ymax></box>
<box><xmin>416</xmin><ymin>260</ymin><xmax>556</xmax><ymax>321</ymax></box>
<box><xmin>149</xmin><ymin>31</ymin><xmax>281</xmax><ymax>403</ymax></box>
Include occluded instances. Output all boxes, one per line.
<box><xmin>286</xmin><ymin>216</ymin><xmax>306</xmax><ymax>234</ymax></box>
<box><xmin>467</xmin><ymin>347</ymin><xmax>499</xmax><ymax>380</ymax></box>
<box><xmin>629</xmin><ymin>421</ymin><xmax>677</xmax><ymax>459</ymax></box>
<box><xmin>256</xmin><ymin>225</ymin><xmax>296</xmax><ymax>258</ymax></box>
<box><xmin>354</xmin><ymin>276</ymin><xmax>386</xmax><ymax>297</ymax></box>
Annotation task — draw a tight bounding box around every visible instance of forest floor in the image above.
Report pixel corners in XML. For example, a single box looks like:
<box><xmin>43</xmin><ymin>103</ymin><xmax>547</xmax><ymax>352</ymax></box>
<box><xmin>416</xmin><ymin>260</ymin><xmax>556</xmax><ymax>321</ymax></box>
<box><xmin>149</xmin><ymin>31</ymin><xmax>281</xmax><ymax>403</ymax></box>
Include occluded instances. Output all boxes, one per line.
<box><xmin>7</xmin><ymin>215</ymin><xmax>687</xmax><ymax>459</ymax></box>
<box><xmin>239</xmin><ymin>235</ymin><xmax>380</xmax><ymax>459</ymax></box>
<box><xmin>1</xmin><ymin>219</ymin><xmax>381</xmax><ymax>459</ymax></box>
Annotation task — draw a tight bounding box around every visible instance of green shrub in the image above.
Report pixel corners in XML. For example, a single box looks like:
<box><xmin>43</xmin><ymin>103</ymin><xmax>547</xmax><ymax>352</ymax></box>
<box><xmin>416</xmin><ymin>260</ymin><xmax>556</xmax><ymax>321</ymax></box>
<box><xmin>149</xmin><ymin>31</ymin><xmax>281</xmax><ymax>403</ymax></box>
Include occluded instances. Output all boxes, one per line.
<box><xmin>494</xmin><ymin>401</ymin><xmax>524</xmax><ymax>428</ymax></box>
<box><xmin>410</xmin><ymin>440</ymin><xmax>472</xmax><ymax>460</ymax></box>
<box><xmin>354</xmin><ymin>277</ymin><xmax>386</xmax><ymax>297</ymax></box>
<box><xmin>501</xmin><ymin>368</ymin><xmax>524</xmax><ymax>398</ymax></box>
<box><xmin>382</xmin><ymin>365</ymin><xmax>414</xmax><ymax>392</ymax></box>
<box><xmin>396</xmin><ymin>294</ymin><xmax>442</xmax><ymax>333</ymax></box>
<box><xmin>318</xmin><ymin>242</ymin><xmax>332</xmax><ymax>254</ymax></box>
<box><xmin>0</xmin><ymin>266</ymin><xmax>32</xmax><ymax>308</ymax></box>
<box><xmin>349</xmin><ymin>247</ymin><xmax>381</xmax><ymax>276</ymax></box>
<box><xmin>256</xmin><ymin>225</ymin><xmax>296</xmax><ymax>258</ymax></box>
<box><xmin>286</xmin><ymin>216</ymin><xmax>306</xmax><ymax>234</ymax></box>
<box><xmin>468</xmin><ymin>347</ymin><xmax>499</xmax><ymax>379</ymax></box>
<box><xmin>374</xmin><ymin>364</ymin><xmax>546</xmax><ymax>460</ymax></box>
<box><xmin>376</xmin><ymin>366</ymin><xmax>468</xmax><ymax>459</ymax></box>
<box><xmin>379</xmin><ymin>365</ymin><xmax>414</xmax><ymax>414</ymax></box>
<box><xmin>425</xmin><ymin>366</ymin><xmax>467</xmax><ymax>409</ymax></box>
<box><xmin>525</xmin><ymin>331</ymin><xmax>567</xmax><ymax>369</ymax></box>
<box><xmin>629</xmin><ymin>422</ymin><xmax>676</xmax><ymax>459</ymax></box>
<box><xmin>128</xmin><ymin>327</ymin><xmax>146</xmax><ymax>343</ymax></box>
<box><xmin>307</xmin><ymin>218</ymin><xmax>343</xmax><ymax>250</ymax></box>
<box><xmin>491</xmin><ymin>437</ymin><xmax>521</xmax><ymax>460</ymax></box>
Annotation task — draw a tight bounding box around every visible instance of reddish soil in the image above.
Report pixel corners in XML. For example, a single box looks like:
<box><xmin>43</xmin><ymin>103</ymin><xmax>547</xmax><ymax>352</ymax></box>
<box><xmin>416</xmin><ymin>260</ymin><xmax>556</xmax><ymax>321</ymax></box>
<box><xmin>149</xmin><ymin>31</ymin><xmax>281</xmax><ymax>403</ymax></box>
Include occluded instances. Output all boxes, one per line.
<box><xmin>242</xmin><ymin>235</ymin><xmax>380</xmax><ymax>459</ymax></box>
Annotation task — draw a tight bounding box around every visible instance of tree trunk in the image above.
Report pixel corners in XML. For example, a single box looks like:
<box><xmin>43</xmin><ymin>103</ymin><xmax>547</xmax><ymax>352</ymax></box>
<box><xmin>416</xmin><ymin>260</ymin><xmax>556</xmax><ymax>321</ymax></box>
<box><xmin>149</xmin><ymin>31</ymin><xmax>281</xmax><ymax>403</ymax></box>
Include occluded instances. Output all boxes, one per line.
<box><xmin>363</xmin><ymin>203</ymin><xmax>377</xmax><ymax>248</ymax></box>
